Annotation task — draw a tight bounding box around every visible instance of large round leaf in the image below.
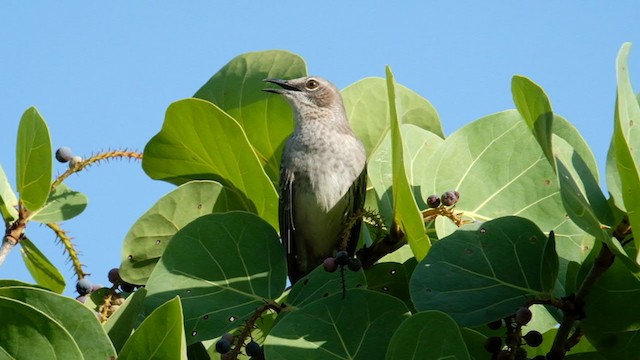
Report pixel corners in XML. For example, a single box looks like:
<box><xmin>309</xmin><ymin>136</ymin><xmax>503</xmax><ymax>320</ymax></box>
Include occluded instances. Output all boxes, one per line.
<box><xmin>410</xmin><ymin>216</ymin><xmax>558</xmax><ymax>326</ymax></box>
<box><xmin>0</xmin><ymin>286</ymin><xmax>115</xmax><ymax>359</ymax></box>
<box><xmin>142</xmin><ymin>98</ymin><xmax>278</xmax><ymax>228</ymax></box>
<box><xmin>144</xmin><ymin>212</ymin><xmax>286</xmax><ymax>344</ymax></box>
<box><xmin>265</xmin><ymin>289</ymin><xmax>409</xmax><ymax>360</ymax></box>
<box><xmin>286</xmin><ymin>264</ymin><xmax>367</xmax><ymax>309</ymax></box>
<box><xmin>19</xmin><ymin>237</ymin><xmax>65</xmax><ymax>294</ymax></box>
<box><xmin>419</xmin><ymin>110</ymin><xmax>591</xmax><ymax>264</ymax></box>
<box><xmin>29</xmin><ymin>183</ymin><xmax>87</xmax><ymax>223</ymax></box>
<box><xmin>0</xmin><ymin>296</ymin><xmax>82</xmax><ymax>359</ymax></box>
<box><xmin>385</xmin><ymin>311</ymin><xmax>470</xmax><ymax>360</ymax></box>
<box><xmin>194</xmin><ymin>50</ymin><xmax>307</xmax><ymax>184</ymax></box>
<box><xmin>120</xmin><ymin>180</ymin><xmax>227</xmax><ymax>284</ymax></box>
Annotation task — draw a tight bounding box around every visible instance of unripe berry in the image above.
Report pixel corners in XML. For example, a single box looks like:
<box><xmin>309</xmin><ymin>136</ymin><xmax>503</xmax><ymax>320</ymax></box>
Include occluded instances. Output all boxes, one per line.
<box><xmin>55</xmin><ymin>147</ymin><xmax>74</xmax><ymax>163</ymax></box>
<box><xmin>215</xmin><ymin>338</ymin><xmax>231</xmax><ymax>354</ymax></box>
<box><xmin>426</xmin><ymin>195</ymin><xmax>441</xmax><ymax>208</ymax></box>
<box><xmin>335</xmin><ymin>251</ymin><xmax>349</xmax><ymax>266</ymax></box>
<box><xmin>76</xmin><ymin>278</ymin><xmax>93</xmax><ymax>295</ymax></box>
<box><xmin>347</xmin><ymin>258</ymin><xmax>362</xmax><ymax>272</ymax></box>
<box><xmin>245</xmin><ymin>340</ymin><xmax>262</xmax><ymax>357</ymax></box>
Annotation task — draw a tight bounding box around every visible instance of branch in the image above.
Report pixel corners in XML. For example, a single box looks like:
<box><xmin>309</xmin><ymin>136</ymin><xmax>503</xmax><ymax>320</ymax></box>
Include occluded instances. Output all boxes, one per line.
<box><xmin>0</xmin><ymin>206</ymin><xmax>28</xmax><ymax>267</ymax></box>
<box><xmin>46</xmin><ymin>223</ymin><xmax>85</xmax><ymax>279</ymax></box>
<box><xmin>51</xmin><ymin>149</ymin><xmax>142</xmax><ymax>189</ymax></box>
<box><xmin>357</xmin><ymin>221</ymin><xmax>406</xmax><ymax>268</ymax></box>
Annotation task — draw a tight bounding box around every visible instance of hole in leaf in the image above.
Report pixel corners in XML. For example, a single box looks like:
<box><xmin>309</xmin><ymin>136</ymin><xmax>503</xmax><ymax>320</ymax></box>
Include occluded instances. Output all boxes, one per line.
<box><xmin>203</xmin><ymin>315</ymin><xmax>209</xmax><ymax>320</ymax></box>
<box><xmin>197</xmin><ymin>203</ymin><xmax>203</xmax><ymax>209</ymax></box>
<box><xmin>425</xmin><ymin>288</ymin><xmax>432</xmax><ymax>293</ymax></box>
<box><xmin>355</xmin><ymin>283</ymin><xmax>363</xmax><ymax>288</ymax></box>
<box><xmin>155</xmin><ymin>240</ymin><xmax>161</xmax><ymax>245</ymax></box>
<box><xmin>303</xmin><ymin>279</ymin><xmax>309</xmax><ymax>285</ymax></box>
<box><xmin>630</xmin><ymin>119</ymin><xmax>635</xmax><ymax>127</ymax></box>
<box><xmin>127</xmin><ymin>255</ymin><xmax>133</xmax><ymax>260</ymax></box>
<box><xmin>480</xmin><ymin>228</ymin><xmax>486</xmax><ymax>234</ymax></box>
<box><xmin>529</xmin><ymin>236</ymin><xmax>538</xmax><ymax>244</ymax></box>
<box><xmin>323</xmin><ymin>293</ymin><xmax>329</xmax><ymax>297</ymax></box>
<box><xmin>228</xmin><ymin>316</ymin><xmax>237</xmax><ymax>322</ymax></box>
<box><xmin>192</xmin><ymin>330</ymin><xmax>198</xmax><ymax>336</ymax></box>
<box><xmin>186</xmin><ymin>289</ymin><xmax>192</xmax><ymax>294</ymax></box>
<box><xmin>389</xmin><ymin>269</ymin><xmax>397</xmax><ymax>275</ymax></box>
<box><xmin>544</xmin><ymin>179</ymin><xmax>552</xmax><ymax>186</ymax></box>
<box><xmin>382</xmin><ymin>286</ymin><xmax>389</xmax><ymax>292</ymax></box>
<box><xmin>465</xmin><ymin>248</ymin><xmax>473</xmax><ymax>255</ymax></box>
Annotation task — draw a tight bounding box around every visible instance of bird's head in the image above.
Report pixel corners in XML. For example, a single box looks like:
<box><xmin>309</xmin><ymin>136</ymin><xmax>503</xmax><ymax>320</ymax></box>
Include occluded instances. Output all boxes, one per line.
<box><xmin>263</xmin><ymin>76</ymin><xmax>342</xmax><ymax>111</ymax></box>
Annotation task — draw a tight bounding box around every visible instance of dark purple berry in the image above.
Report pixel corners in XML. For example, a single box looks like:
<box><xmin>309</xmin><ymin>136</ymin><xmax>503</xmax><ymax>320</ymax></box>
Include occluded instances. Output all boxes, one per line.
<box><xmin>347</xmin><ymin>258</ymin><xmax>362</xmax><ymax>272</ymax></box>
<box><xmin>76</xmin><ymin>278</ymin><xmax>93</xmax><ymax>295</ymax></box>
<box><xmin>515</xmin><ymin>307</ymin><xmax>532</xmax><ymax>326</ymax></box>
<box><xmin>523</xmin><ymin>330</ymin><xmax>543</xmax><ymax>347</ymax></box>
<box><xmin>441</xmin><ymin>191</ymin><xmax>460</xmax><ymax>206</ymax></box>
<box><xmin>108</xmin><ymin>268</ymin><xmax>122</xmax><ymax>285</ymax></box>
<box><xmin>335</xmin><ymin>251</ymin><xmax>349</xmax><ymax>266</ymax></box>
<box><xmin>483</xmin><ymin>336</ymin><xmax>502</xmax><ymax>354</ymax></box>
<box><xmin>426</xmin><ymin>195</ymin><xmax>441</xmax><ymax>208</ymax></box>
<box><xmin>55</xmin><ymin>147</ymin><xmax>74</xmax><ymax>163</ymax></box>
<box><xmin>487</xmin><ymin>319</ymin><xmax>502</xmax><ymax>330</ymax></box>
<box><xmin>323</xmin><ymin>257</ymin><xmax>338</xmax><ymax>273</ymax></box>
<box><xmin>120</xmin><ymin>282</ymin><xmax>135</xmax><ymax>293</ymax></box>
<box><xmin>215</xmin><ymin>338</ymin><xmax>231</xmax><ymax>354</ymax></box>
<box><xmin>245</xmin><ymin>340</ymin><xmax>262</xmax><ymax>357</ymax></box>
<box><xmin>221</xmin><ymin>333</ymin><xmax>234</xmax><ymax>342</ymax></box>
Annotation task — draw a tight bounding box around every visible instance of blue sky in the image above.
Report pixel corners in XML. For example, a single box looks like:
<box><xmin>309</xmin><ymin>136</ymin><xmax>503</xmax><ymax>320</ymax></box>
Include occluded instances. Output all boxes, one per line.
<box><xmin>1</xmin><ymin>2</ymin><xmax>638</xmax><ymax>295</ymax></box>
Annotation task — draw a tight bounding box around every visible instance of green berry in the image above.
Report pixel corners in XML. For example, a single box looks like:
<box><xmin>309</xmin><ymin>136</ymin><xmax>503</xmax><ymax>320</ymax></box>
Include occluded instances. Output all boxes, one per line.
<box><xmin>323</xmin><ymin>257</ymin><xmax>338</xmax><ymax>273</ymax></box>
<box><xmin>55</xmin><ymin>147</ymin><xmax>74</xmax><ymax>163</ymax></box>
<box><xmin>347</xmin><ymin>258</ymin><xmax>362</xmax><ymax>272</ymax></box>
<box><xmin>426</xmin><ymin>195</ymin><xmax>440</xmax><ymax>208</ymax></box>
<box><xmin>76</xmin><ymin>278</ymin><xmax>93</xmax><ymax>295</ymax></box>
<box><xmin>245</xmin><ymin>340</ymin><xmax>262</xmax><ymax>357</ymax></box>
<box><xmin>335</xmin><ymin>251</ymin><xmax>349</xmax><ymax>266</ymax></box>
<box><xmin>523</xmin><ymin>330</ymin><xmax>543</xmax><ymax>347</ymax></box>
<box><xmin>215</xmin><ymin>338</ymin><xmax>231</xmax><ymax>354</ymax></box>
<box><xmin>515</xmin><ymin>307</ymin><xmax>532</xmax><ymax>326</ymax></box>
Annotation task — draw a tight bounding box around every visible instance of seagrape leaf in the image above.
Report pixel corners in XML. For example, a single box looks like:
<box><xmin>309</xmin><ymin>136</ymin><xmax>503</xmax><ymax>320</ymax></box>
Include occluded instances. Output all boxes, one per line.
<box><xmin>19</xmin><ymin>237</ymin><xmax>65</xmax><ymax>294</ymax></box>
<box><xmin>265</xmin><ymin>289</ymin><xmax>409</xmax><ymax>360</ymax></box>
<box><xmin>119</xmin><ymin>296</ymin><xmax>187</xmax><ymax>360</ymax></box>
<box><xmin>385</xmin><ymin>311</ymin><xmax>470</xmax><ymax>360</ymax></box>
<box><xmin>120</xmin><ymin>180</ymin><xmax>226</xmax><ymax>285</ymax></box>
<box><xmin>286</xmin><ymin>264</ymin><xmax>366</xmax><ymax>308</ymax></box>
<box><xmin>194</xmin><ymin>50</ymin><xmax>307</xmax><ymax>184</ymax></box>
<box><xmin>29</xmin><ymin>183</ymin><xmax>87</xmax><ymax>223</ymax></box>
<box><xmin>142</xmin><ymin>98</ymin><xmax>278</xmax><ymax>228</ymax></box>
<box><xmin>580</xmin><ymin>246</ymin><xmax>640</xmax><ymax>358</ymax></box>
<box><xmin>16</xmin><ymin>106</ymin><xmax>52</xmax><ymax>212</ymax></box>
<box><xmin>365</xmin><ymin>262</ymin><xmax>411</xmax><ymax>308</ymax></box>
<box><xmin>410</xmin><ymin>216</ymin><xmax>558</xmax><ymax>326</ymax></box>
<box><xmin>0</xmin><ymin>295</ymin><xmax>83</xmax><ymax>359</ymax></box>
<box><xmin>612</xmin><ymin>43</ymin><xmax>640</xmax><ymax>263</ymax></box>
<box><xmin>386</xmin><ymin>67</ymin><xmax>430</xmax><ymax>261</ymax></box>
<box><xmin>0</xmin><ymin>164</ymin><xmax>18</xmax><ymax>222</ymax></box>
<box><xmin>343</xmin><ymin>77</ymin><xmax>444</xmax><ymax>159</ymax></box>
<box><xmin>368</xmin><ymin>124</ymin><xmax>444</xmax><ymax>227</ymax></box>
<box><xmin>0</xmin><ymin>286</ymin><xmax>116</xmax><ymax>359</ymax></box>
<box><xmin>144</xmin><ymin>212</ymin><xmax>286</xmax><ymax>344</ymax></box>
<box><xmin>104</xmin><ymin>288</ymin><xmax>147</xmax><ymax>353</ymax></box>
<box><xmin>420</xmin><ymin>110</ymin><xmax>591</xmax><ymax>264</ymax></box>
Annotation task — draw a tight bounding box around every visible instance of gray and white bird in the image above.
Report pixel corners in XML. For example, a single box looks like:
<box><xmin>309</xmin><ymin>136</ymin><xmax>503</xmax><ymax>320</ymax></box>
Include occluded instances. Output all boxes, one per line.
<box><xmin>264</xmin><ymin>76</ymin><xmax>367</xmax><ymax>284</ymax></box>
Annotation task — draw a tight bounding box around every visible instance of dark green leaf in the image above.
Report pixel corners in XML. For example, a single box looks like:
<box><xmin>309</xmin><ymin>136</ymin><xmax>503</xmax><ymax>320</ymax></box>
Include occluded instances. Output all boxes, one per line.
<box><xmin>29</xmin><ymin>183</ymin><xmax>87</xmax><ymax>223</ymax></box>
<box><xmin>410</xmin><ymin>216</ymin><xmax>558</xmax><ymax>326</ymax></box>
<box><xmin>385</xmin><ymin>311</ymin><xmax>470</xmax><ymax>360</ymax></box>
<box><xmin>0</xmin><ymin>295</ymin><xmax>83</xmax><ymax>359</ymax></box>
<box><xmin>144</xmin><ymin>212</ymin><xmax>286</xmax><ymax>344</ymax></box>
<box><xmin>0</xmin><ymin>286</ymin><xmax>116</xmax><ymax>359</ymax></box>
<box><xmin>194</xmin><ymin>50</ymin><xmax>307</xmax><ymax>184</ymax></box>
<box><xmin>365</xmin><ymin>262</ymin><xmax>411</xmax><ymax>308</ymax></box>
<box><xmin>142</xmin><ymin>99</ymin><xmax>278</xmax><ymax>228</ymax></box>
<box><xmin>120</xmin><ymin>180</ymin><xmax>227</xmax><ymax>284</ymax></box>
<box><xmin>104</xmin><ymin>288</ymin><xmax>147</xmax><ymax>353</ymax></box>
<box><xmin>119</xmin><ymin>296</ymin><xmax>187</xmax><ymax>360</ymax></box>
<box><xmin>19</xmin><ymin>237</ymin><xmax>65</xmax><ymax>294</ymax></box>
<box><xmin>286</xmin><ymin>264</ymin><xmax>366</xmax><ymax>308</ymax></box>
<box><xmin>265</xmin><ymin>289</ymin><xmax>409</xmax><ymax>360</ymax></box>
<box><xmin>16</xmin><ymin>106</ymin><xmax>52</xmax><ymax>212</ymax></box>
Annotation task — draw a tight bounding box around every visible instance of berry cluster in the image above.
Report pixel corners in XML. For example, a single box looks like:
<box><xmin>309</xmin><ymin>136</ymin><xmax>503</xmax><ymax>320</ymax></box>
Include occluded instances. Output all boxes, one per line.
<box><xmin>323</xmin><ymin>250</ymin><xmax>361</xmax><ymax>273</ymax></box>
<box><xmin>483</xmin><ymin>306</ymin><xmax>544</xmax><ymax>359</ymax></box>
<box><xmin>426</xmin><ymin>190</ymin><xmax>460</xmax><ymax>208</ymax></box>
<box><xmin>55</xmin><ymin>146</ymin><xmax>83</xmax><ymax>169</ymax></box>
<box><xmin>215</xmin><ymin>333</ymin><xmax>264</xmax><ymax>359</ymax></box>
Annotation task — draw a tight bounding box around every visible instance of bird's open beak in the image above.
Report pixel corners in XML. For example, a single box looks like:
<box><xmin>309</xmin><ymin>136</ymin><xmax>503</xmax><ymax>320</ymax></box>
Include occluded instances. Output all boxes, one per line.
<box><xmin>263</xmin><ymin>79</ymin><xmax>300</xmax><ymax>94</ymax></box>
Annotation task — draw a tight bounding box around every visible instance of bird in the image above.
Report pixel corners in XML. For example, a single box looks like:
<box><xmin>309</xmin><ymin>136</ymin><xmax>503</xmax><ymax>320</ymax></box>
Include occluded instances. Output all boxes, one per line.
<box><xmin>263</xmin><ymin>76</ymin><xmax>367</xmax><ymax>284</ymax></box>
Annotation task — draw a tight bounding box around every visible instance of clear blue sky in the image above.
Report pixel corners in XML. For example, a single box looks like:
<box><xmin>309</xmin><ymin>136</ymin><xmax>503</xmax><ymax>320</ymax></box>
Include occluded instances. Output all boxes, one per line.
<box><xmin>1</xmin><ymin>2</ymin><xmax>638</xmax><ymax>295</ymax></box>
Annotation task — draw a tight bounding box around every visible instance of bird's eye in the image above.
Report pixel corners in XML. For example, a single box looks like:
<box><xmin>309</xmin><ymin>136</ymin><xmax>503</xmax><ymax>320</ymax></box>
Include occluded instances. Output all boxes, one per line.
<box><xmin>305</xmin><ymin>79</ymin><xmax>319</xmax><ymax>90</ymax></box>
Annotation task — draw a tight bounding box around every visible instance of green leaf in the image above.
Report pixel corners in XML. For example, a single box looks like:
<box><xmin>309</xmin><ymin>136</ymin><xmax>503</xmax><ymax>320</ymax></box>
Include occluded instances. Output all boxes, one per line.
<box><xmin>19</xmin><ymin>237</ymin><xmax>65</xmax><ymax>294</ymax></box>
<box><xmin>365</xmin><ymin>262</ymin><xmax>411</xmax><ymax>309</ymax></box>
<box><xmin>613</xmin><ymin>43</ymin><xmax>640</xmax><ymax>263</ymax></box>
<box><xmin>0</xmin><ymin>164</ymin><xmax>18</xmax><ymax>222</ymax></box>
<box><xmin>343</xmin><ymin>77</ymin><xmax>444</xmax><ymax>159</ymax></box>
<box><xmin>142</xmin><ymin>98</ymin><xmax>278</xmax><ymax>228</ymax></box>
<box><xmin>16</xmin><ymin>107</ymin><xmax>52</xmax><ymax>212</ymax></box>
<box><xmin>580</xmin><ymin>244</ymin><xmax>640</xmax><ymax>359</ymax></box>
<box><xmin>460</xmin><ymin>327</ymin><xmax>487</xmax><ymax>359</ymax></box>
<box><xmin>0</xmin><ymin>286</ymin><xmax>116</xmax><ymax>359</ymax></box>
<box><xmin>265</xmin><ymin>289</ymin><xmax>409</xmax><ymax>360</ymax></box>
<box><xmin>29</xmin><ymin>183</ymin><xmax>88</xmax><ymax>223</ymax></box>
<box><xmin>385</xmin><ymin>311</ymin><xmax>470</xmax><ymax>360</ymax></box>
<box><xmin>420</xmin><ymin>110</ymin><xmax>592</xmax><ymax>264</ymax></box>
<box><xmin>104</xmin><ymin>288</ymin><xmax>147</xmax><ymax>353</ymax></box>
<box><xmin>194</xmin><ymin>50</ymin><xmax>307</xmax><ymax>184</ymax></box>
<box><xmin>119</xmin><ymin>296</ymin><xmax>187</xmax><ymax>360</ymax></box>
<box><xmin>410</xmin><ymin>216</ymin><xmax>558</xmax><ymax>326</ymax></box>
<box><xmin>120</xmin><ymin>180</ymin><xmax>227</xmax><ymax>285</ymax></box>
<box><xmin>286</xmin><ymin>264</ymin><xmax>367</xmax><ymax>309</ymax></box>
<box><xmin>386</xmin><ymin>67</ymin><xmax>430</xmax><ymax>260</ymax></box>
<box><xmin>0</xmin><ymin>295</ymin><xmax>83</xmax><ymax>359</ymax></box>
<box><xmin>368</xmin><ymin>124</ymin><xmax>444</xmax><ymax>227</ymax></box>
<box><xmin>144</xmin><ymin>212</ymin><xmax>286</xmax><ymax>344</ymax></box>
